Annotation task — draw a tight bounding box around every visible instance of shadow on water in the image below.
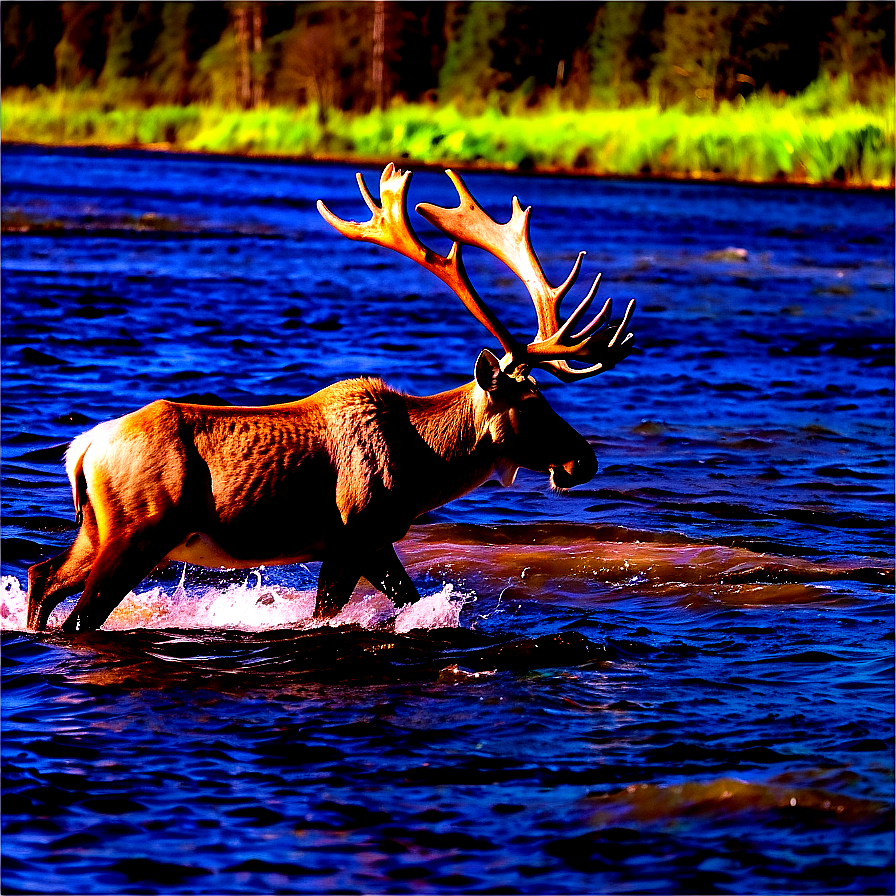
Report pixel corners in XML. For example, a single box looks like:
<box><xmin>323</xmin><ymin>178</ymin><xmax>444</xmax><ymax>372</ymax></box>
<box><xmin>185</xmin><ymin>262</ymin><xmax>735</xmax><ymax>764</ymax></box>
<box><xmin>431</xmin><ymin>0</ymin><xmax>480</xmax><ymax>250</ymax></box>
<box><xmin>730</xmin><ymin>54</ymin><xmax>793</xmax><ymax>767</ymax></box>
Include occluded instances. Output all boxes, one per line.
<box><xmin>3</xmin><ymin>625</ymin><xmax>618</xmax><ymax>690</ymax></box>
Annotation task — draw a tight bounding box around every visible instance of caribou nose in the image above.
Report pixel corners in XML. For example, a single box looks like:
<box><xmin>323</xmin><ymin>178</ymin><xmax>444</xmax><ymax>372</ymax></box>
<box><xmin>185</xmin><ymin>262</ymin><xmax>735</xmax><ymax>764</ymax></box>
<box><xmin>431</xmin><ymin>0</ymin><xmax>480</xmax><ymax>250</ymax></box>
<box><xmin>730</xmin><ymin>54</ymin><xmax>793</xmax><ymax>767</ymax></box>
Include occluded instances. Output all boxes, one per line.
<box><xmin>572</xmin><ymin>447</ymin><xmax>598</xmax><ymax>483</ymax></box>
<box><xmin>552</xmin><ymin>445</ymin><xmax>598</xmax><ymax>488</ymax></box>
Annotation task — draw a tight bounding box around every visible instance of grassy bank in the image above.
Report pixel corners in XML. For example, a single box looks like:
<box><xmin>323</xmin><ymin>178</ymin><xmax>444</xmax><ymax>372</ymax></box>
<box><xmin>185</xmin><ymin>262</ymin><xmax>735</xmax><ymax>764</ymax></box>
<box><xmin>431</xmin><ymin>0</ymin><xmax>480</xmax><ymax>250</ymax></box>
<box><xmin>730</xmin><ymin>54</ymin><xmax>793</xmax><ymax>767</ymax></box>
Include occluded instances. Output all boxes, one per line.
<box><xmin>2</xmin><ymin>85</ymin><xmax>893</xmax><ymax>188</ymax></box>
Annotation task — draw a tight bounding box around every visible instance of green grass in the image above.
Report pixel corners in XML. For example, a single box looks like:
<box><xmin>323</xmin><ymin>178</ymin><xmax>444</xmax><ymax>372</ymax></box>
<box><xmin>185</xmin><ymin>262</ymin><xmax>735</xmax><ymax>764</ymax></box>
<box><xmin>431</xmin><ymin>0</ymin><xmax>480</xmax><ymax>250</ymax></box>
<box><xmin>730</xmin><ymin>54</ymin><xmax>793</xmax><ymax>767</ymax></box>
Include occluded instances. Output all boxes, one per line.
<box><xmin>2</xmin><ymin>84</ymin><xmax>893</xmax><ymax>188</ymax></box>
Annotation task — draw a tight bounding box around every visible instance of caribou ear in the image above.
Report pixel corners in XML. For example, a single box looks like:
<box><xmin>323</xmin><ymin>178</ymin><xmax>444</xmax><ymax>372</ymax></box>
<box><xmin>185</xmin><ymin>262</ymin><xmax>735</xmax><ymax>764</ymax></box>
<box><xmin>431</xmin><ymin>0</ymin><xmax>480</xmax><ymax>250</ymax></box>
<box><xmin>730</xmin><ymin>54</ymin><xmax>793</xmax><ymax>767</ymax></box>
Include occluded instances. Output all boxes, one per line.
<box><xmin>475</xmin><ymin>349</ymin><xmax>503</xmax><ymax>393</ymax></box>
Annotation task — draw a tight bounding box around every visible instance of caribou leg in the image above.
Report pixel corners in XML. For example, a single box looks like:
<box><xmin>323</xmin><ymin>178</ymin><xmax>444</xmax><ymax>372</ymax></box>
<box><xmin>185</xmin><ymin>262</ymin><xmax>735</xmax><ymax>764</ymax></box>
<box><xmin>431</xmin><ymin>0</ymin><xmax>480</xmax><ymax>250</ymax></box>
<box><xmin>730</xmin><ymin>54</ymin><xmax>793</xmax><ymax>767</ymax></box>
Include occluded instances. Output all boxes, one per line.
<box><xmin>60</xmin><ymin>529</ymin><xmax>179</xmax><ymax>633</ymax></box>
<box><xmin>27</xmin><ymin>530</ymin><xmax>95</xmax><ymax>631</ymax></box>
<box><xmin>314</xmin><ymin>555</ymin><xmax>363</xmax><ymax>619</ymax></box>
<box><xmin>314</xmin><ymin>544</ymin><xmax>420</xmax><ymax>619</ymax></box>
<box><xmin>360</xmin><ymin>543</ymin><xmax>420</xmax><ymax>608</ymax></box>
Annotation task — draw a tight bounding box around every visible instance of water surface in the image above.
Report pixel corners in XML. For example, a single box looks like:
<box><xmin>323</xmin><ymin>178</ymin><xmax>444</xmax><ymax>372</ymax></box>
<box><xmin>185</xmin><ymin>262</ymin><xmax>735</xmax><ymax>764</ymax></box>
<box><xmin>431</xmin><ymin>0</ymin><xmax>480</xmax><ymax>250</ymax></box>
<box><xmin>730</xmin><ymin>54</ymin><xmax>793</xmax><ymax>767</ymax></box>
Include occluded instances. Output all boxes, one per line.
<box><xmin>2</xmin><ymin>146</ymin><xmax>893</xmax><ymax>894</ymax></box>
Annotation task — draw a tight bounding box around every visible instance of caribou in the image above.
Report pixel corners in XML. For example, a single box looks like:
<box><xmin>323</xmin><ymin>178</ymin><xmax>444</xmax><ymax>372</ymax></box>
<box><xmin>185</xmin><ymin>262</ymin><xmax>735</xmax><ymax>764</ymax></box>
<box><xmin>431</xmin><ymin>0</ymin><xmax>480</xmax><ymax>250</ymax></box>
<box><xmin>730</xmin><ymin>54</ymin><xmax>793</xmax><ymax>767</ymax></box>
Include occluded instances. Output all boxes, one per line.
<box><xmin>26</xmin><ymin>163</ymin><xmax>635</xmax><ymax>633</ymax></box>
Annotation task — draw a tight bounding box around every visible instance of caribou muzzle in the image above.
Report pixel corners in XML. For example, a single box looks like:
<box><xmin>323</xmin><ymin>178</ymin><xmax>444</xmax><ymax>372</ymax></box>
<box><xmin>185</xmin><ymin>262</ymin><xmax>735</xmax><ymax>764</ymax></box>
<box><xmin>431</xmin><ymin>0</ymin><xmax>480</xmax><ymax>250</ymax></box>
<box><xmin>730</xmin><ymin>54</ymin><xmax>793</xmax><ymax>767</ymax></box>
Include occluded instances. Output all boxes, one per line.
<box><xmin>549</xmin><ymin>444</ymin><xmax>598</xmax><ymax>489</ymax></box>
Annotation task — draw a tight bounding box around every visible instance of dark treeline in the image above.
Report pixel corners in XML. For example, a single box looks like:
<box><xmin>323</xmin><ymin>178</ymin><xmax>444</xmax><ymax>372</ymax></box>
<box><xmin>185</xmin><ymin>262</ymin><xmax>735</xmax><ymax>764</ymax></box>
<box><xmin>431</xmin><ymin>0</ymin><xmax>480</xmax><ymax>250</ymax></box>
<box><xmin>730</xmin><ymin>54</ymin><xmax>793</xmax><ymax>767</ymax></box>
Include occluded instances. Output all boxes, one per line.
<box><xmin>3</xmin><ymin>1</ymin><xmax>893</xmax><ymax>115</ymax></box>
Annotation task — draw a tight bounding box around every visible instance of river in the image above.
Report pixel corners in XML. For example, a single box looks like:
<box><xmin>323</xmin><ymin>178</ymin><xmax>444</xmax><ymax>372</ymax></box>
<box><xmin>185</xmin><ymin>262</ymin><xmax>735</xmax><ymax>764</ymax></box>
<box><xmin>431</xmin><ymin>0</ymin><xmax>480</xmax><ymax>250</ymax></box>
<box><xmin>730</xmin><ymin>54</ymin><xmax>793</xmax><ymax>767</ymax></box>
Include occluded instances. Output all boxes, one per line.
<box><xmin>1</xmin><ymin>145</ymin><xmax>893</xmax><ymax>894</ymax></box>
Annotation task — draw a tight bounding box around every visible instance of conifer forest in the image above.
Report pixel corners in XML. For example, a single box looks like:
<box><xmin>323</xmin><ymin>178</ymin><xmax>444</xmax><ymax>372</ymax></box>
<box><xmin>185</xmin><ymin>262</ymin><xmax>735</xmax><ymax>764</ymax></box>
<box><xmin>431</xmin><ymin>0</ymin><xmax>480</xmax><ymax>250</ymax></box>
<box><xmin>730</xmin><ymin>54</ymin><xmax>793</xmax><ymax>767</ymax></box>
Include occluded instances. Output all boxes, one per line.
<box><xmin>2</xmin><ymin>2</ymin><xmax>894</xmax><ymax>185</ymax></box>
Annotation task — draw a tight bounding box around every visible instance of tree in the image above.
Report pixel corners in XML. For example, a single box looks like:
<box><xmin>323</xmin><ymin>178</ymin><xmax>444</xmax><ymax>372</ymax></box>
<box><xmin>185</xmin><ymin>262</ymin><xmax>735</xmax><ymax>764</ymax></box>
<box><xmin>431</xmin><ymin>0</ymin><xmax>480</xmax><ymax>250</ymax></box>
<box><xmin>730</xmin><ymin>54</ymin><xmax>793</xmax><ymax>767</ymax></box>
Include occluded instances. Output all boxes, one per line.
<box><xmin>99</xmin><ymin>2</ymin><xmax>163</xmax><ymax>93</ymax></box>
<box><xmin>192</xmin><ymin>2</ymin><xmax>269</xmax><ymax>108</ymax></box>
<box><xmin>388</xmin><ymin>2</ymin><xmax>445</xmax><ymax>102</ymax></box>
<box><xmin>822</xmin><ymin>1</ymin><xmax>894</xmax><ymax>100</ymax></box>
<box><xmin>0</xmin><ymin>1</ymin><xmax>893</xmax><ymax>114</ymax></box>
<box><xmin>649</xmin><ymin>3</ymin><xmax>738</xmax><ymax>109</ymax></box>
<box><xmin>230</xmin><ymin>2</ymin><xmax>266</xmax><ymax>108</ymax></box>
<box><xmin>270</xmin><ymin>4</ymin><xmax>371</xmax><ymax>119</ymax></box>
<box><xmin>54</xmin><ymin>1</ymin><xmax>106</xmax><ymax>88</ymax></box>
<box><xmin>2</xmin><ymin>2</ymin><xmax>64</xmax><ymax>87</ymax></box>
<box><xmin>588</xmin><ymin>2</ymin><xmax>651</xmax><ymax>106</ymax></box>
<box><xmin>438</xmin><ymin>1</ymin><xmax>511</xmax><ymax>102</ymax></box>
<box><xmin>147</xmin><ymin>2</ymin><xmax>195</xmax><ymax>104</ymax></box>
<box><xmin>371</xmin><ymin>0</ymin><xmax>385</xmax><ymax>108</ymax></box>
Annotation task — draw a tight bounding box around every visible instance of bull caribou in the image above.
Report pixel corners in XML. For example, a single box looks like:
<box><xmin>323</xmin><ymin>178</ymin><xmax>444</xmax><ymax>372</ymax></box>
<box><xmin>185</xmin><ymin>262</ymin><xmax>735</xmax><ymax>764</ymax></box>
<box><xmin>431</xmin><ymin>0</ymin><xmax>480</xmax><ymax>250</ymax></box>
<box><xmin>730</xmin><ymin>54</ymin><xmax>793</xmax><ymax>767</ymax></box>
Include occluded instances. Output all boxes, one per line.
<box><xmin>26</xmin><ymin>164</ymin><xmax>635</xmax><ymax>633</ymax></box>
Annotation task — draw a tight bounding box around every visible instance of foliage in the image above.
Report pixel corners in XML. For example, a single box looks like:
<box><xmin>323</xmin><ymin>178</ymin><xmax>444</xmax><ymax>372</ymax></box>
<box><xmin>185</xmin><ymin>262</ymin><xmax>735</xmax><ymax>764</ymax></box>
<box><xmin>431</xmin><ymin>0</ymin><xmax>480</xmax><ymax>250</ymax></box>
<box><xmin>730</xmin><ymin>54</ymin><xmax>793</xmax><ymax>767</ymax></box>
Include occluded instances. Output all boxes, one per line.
<box><xmin>587</xmin><ymin>2</ymin><xmax>651</xmax><ymax>106</ymax></box>
<box><xmin>3</xmin><ymin>2</ymin><xmax>894</xmax><ymax>110</ymax></box>
<box><xmin>1</xmin><ymin>2</ymin><xmax>893</xmax><ymax>187</ymax></box>
<box><xmin>147</xmin><ymin>2</ymin><xmax>196</xmax><ymax>105</ymax></box>
<box><xmin>2</xmin><ymin>81</ymin><xmax>892</xmax><ymax>188</ymax></box>
<box><xmin>269</xmin><ymin>5</ymin><xmax>372</xmax><ymax>119</ymax></box>
<box><xmin>438</xmin><ymin>1</ymin><xmax>511</xmax><ymax>102</ymax></box>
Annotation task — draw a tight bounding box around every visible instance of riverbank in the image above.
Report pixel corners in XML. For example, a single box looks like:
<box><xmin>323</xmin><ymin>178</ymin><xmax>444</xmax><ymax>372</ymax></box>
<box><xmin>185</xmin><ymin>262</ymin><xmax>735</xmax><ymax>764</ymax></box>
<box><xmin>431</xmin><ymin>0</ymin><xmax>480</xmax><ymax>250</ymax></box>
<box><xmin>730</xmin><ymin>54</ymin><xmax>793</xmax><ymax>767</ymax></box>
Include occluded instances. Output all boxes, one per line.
<box><xmin>2</xmin><ymin>87</ymin><xmax>893</xmax><ymax>189</ymax></box>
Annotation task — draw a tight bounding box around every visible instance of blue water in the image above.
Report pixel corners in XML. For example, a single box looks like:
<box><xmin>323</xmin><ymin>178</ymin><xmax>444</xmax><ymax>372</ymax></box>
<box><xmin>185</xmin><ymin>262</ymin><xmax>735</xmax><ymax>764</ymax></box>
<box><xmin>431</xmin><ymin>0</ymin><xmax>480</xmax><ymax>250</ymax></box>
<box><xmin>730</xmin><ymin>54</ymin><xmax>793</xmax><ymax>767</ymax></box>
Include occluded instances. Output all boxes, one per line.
<box><xmin>2</xmin><ymin>145</ymin><xmax>893</xmax><ymax>894</ymax></box>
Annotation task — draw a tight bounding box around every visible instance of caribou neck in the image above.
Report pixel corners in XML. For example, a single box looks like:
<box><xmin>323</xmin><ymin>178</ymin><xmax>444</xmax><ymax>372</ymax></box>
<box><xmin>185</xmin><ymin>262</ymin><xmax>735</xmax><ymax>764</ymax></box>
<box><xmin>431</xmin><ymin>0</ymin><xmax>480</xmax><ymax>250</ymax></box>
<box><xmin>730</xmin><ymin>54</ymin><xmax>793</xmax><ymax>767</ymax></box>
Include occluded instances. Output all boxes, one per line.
<box><xmin>403</xmin><ymin>381</ymin><xmax>507</xmax><ymax>506</ymax></box>
<box><xmin>405</xmin><ymin>382</ymin><xmax>478</xmax><ymax>456</ymax></box>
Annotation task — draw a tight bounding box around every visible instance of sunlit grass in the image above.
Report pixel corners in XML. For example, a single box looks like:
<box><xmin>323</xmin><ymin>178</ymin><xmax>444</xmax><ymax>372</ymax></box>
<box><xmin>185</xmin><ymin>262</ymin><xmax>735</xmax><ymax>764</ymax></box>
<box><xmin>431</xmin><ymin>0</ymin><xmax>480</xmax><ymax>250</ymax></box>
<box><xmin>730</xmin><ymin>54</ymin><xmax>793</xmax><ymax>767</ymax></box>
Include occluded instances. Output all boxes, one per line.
<box><xmin>2</xmin><ymin>83</ymin><xmax>892</xmax><ymax>188</ymax></box>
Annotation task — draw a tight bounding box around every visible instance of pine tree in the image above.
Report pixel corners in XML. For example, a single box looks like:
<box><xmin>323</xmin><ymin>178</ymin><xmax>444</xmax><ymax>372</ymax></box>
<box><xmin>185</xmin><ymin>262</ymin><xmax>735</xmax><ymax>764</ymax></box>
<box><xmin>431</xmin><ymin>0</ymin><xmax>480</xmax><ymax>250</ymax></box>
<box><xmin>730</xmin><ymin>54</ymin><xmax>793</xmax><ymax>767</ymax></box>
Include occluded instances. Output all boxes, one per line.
<box><xmin>438</xmin><ymin>1</ymin><xmax>511</xmax><ymax>103</ymax></box>
<box><xmin>649</xmin><ymin>3</ymin><xmax>738</xmax><ymax>110</ymax></box>
<box><xmin>588</xmin><ymin>2</ymin><xmax>650</xmax><ymax>106</ymax></box>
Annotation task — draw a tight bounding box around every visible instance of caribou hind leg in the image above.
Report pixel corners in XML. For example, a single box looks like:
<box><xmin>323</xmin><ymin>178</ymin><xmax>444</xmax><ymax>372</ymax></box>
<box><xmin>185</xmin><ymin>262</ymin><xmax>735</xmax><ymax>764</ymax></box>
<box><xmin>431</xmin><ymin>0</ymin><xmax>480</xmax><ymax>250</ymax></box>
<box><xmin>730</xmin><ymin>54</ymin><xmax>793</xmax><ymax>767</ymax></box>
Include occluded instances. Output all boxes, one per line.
<box><xmin>27</xmin><ymin>527</ymin><xmax>96</xmax><ymax>631</ymax></box>
<box><xmin>60</xmin><ymin>527</ymin><xmax>181</xmax><ymax>634</ymax></box>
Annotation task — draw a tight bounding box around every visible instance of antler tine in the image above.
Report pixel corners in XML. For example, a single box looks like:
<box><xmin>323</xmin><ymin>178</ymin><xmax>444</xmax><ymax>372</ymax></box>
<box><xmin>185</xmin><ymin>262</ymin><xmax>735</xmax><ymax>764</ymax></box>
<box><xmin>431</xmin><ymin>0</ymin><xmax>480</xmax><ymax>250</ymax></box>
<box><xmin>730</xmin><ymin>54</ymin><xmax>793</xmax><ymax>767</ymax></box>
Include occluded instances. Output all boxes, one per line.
<box><xmin>354</xmin><ymin>169</ymin><xmax>381</xmax><ymax>215</ymax></box>
<box><xmin>569</xmin><ymin>274</ymin><xmax>608</xmax><ymax>339</ymax></box>
<box><xmin>540</xmin><ymin>298</ymin><xmax>636</xmax><ymax>381</ymax></box>
<box><xmin>416</xmin><ymin>168</ymin><xmax>634</xmax><ymax>381</ymax></box>
<box><xmin>417</xmin><ymin>171</ymin><xmax>583</xmax><ymax>348</ymax></box>
<box><xmin>317</xmin><ymin>165</ymin><xmax>519</xmax><ymax>358</ymax></box>
<box><xmin>317</xmin><ymin>163</ymin><xmax>418</xmax><ymax>260</ymax></box>
<box><xmin>609</xmin><ymin>298</ymin><xmax>636</xmax><ymax>348</ymax></box>
<box><xmin>549</xmin><ymin>272</ymin><xmax>608</xmax><ymax>345</ymax></box>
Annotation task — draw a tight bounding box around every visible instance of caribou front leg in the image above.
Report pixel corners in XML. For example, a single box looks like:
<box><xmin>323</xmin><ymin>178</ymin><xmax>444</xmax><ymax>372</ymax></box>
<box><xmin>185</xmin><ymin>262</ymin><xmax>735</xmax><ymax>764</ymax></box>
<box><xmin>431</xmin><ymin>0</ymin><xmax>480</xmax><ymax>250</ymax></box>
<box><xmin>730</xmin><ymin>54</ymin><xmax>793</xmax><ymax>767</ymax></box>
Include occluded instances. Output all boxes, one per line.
<box><xmin>314</xmin><ymin>554</ymin><xmax>362</xmax><ymax>619</ymax></box>
<box><xmin>314</xmin><ymin>544</ymin><xmax>420</xmax><ymax>619</ymax></box>
<box><xmin>361</xmin><ymin>543</ymin><xmax>420</xmax><ymax>608</ymax></box>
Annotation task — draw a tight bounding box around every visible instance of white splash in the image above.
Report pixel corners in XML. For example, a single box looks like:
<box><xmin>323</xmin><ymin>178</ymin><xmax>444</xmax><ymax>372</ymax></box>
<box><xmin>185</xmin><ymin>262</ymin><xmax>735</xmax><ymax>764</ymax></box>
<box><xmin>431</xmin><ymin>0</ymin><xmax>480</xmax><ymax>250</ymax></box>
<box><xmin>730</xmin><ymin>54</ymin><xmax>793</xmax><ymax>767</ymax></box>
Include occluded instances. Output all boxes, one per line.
<box><xmin>395</xmin><ymin>584</ymin><xmax>469</xmax><ymax>632</ymax></box>
<box><xmin>0</xmin><ymin>573</ymin><xmax>472</xmax><ymax>634</ymax></box>
<box><xmin>1</xmin><ymin>577</ymin><xmax>30</xmax><ymax>631</ymax></box>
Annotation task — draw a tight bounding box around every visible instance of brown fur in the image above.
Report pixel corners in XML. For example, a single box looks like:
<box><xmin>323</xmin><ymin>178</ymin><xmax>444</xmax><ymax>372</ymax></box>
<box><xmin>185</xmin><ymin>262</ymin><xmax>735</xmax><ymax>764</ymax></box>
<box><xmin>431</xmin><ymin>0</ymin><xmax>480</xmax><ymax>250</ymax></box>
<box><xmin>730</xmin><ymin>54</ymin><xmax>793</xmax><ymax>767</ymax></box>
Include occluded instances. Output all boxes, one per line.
<box><xmin>27</xmin><ymin>362</ymin><xmax>595</xmax><ymax>632</ymax></box>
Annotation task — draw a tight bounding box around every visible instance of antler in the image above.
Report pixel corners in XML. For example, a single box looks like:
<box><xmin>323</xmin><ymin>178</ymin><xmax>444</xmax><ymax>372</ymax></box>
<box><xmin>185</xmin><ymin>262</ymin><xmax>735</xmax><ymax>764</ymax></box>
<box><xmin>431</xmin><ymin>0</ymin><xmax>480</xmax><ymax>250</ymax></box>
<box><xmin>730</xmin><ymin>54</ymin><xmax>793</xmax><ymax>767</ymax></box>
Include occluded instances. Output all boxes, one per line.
<box><xmin>317</xmin><ymin>163</ymin><xmax>521</xmax><ymax>360</ymax></box>
<box><xmin>317</xmin><ymin>163</ymin><xmax>635</xmax><ymax>382</ymax></box>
